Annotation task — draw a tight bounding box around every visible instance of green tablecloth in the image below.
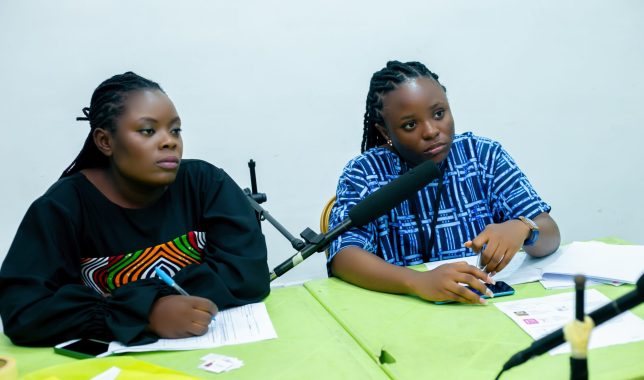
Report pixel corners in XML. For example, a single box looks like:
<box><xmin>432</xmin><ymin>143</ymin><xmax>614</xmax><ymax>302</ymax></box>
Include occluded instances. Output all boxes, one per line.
<box><xmin>304</xmin><ymin>278</ymin><xmax>644</xmax><ymax>379</ymax></box>
<box><xmin>0</xmin><ymin>286</ymin><xmax>388</xmax><ymax>379</ymax></box>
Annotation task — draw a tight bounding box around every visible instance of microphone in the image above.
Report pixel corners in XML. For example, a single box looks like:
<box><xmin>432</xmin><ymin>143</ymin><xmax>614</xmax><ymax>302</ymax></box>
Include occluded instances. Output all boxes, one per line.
<box><xmin>498</xmin><ymin>273</ymin><xmax>644</xmax><ymax>375</ymax></box>
<box><xmin>269</xmin><ymin>160</ymin><xmax>442</xmax><ymax>281</ymax></box>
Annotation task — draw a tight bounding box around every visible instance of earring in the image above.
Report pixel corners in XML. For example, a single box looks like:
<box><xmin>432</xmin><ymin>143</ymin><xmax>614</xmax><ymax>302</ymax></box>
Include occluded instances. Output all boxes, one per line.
<box><xmin>387</xmin><ymin>139</ymin><xmax>392</xmax><ymax>147</ymax></box>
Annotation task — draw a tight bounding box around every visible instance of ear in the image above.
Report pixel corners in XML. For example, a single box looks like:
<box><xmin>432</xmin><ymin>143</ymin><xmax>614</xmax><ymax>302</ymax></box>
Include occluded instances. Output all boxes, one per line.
<box><xmin>92</xmin><ymin>128</ymin><xmax>113</xmax><ymax>157</ymax></box>
<box><xmin>375</xmin><ymin>123</ymin><xmax>390</xmax><ymax>142</ymax></box>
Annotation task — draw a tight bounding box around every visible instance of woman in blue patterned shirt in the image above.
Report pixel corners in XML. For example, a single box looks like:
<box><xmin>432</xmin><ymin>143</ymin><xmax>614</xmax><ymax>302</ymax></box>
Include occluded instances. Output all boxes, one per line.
<box><xmin>328</xmin><ymin>61</ymin><xmax>560</xmax><ymax>304</ymax></box>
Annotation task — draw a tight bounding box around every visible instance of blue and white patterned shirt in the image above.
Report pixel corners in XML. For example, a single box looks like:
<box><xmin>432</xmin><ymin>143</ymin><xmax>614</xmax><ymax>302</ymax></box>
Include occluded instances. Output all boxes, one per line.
<box><xmin>327</xmin><ymin>132</ymin><xmax>551</xmax><ymax>268</ymax></box>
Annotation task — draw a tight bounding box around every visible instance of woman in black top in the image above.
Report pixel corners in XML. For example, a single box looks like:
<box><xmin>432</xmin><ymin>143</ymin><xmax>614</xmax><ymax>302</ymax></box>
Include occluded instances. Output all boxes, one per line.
<box><xmin>0</xmin><ymin>72</ymin><xmax>270</xmax><ymax>346</ymax></box>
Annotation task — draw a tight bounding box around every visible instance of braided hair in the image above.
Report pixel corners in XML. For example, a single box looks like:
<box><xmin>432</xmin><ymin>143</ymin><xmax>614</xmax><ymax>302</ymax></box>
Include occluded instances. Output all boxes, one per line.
<box><xmin>360</xmin><ymin>61</ymin><xmax>446</xmax><ymax>153</ymax></box>
<box><xmin>60</xmin><ymin>72</ymin><xmax>164</xmax><ymax>178</ymax></box>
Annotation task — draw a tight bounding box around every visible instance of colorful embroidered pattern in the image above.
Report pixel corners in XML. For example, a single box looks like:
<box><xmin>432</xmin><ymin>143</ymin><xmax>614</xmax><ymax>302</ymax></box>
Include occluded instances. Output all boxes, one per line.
<box><xmin>80</xmin><ymin>231</ymin><xmax>206</xmax><ymax>294</ymax></box>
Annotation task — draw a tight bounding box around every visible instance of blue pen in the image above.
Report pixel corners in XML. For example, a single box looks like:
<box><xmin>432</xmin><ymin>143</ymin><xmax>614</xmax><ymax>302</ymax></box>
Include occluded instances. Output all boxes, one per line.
<box><xmin>155</xmin><ymin>267</ymin><xmax>190</xmax><ymax>296</ymax></box>
<box><xmin>155</xmin><ymin>267</ymin><xmax>217</xmax><ymax>321</ymax></box>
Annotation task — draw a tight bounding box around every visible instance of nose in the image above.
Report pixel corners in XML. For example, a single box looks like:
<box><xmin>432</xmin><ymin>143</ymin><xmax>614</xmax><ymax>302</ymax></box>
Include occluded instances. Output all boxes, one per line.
<box><xmin>420</xmin><ymin>120</ymin><xmax>440</xmax><ymax>140</ymax></box>
<box><xmin>159</xmin><ymin>130</ymin><xmax>179</xmax><ymax>150</ymax></box>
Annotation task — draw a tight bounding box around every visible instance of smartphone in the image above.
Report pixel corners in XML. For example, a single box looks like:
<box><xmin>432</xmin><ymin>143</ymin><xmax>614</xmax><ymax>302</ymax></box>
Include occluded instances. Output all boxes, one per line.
<box><xmin>434</xmin><ymin>281</ymin><xmax>515</xmax><ymax>304</ymax></box>
<box><xmin>54</xmin><ymin>338</ymin><xmax>111</xmax><ymax>359</ymax></box>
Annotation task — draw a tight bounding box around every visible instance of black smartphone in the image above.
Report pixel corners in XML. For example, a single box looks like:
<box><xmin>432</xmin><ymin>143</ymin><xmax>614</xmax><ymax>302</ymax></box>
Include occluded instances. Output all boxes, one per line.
<box><xmin>54</xmin><ymin>339</ymin><xmax>111</xmax><ymax>359</ymax></box>
<box><xmin>434</xmin><ymin>281</ymin><xmax>515</xmax><ymax>304</ymax></box>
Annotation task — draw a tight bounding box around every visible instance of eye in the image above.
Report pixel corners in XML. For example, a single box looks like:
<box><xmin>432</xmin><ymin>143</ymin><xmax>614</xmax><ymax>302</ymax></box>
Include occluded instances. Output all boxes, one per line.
<box><xmin>138</xmin><ymin>128</ymin><xmax>155</xmax><ymax>136</ymax></box>
<box><xmin>433</xmin><ymin>109</ymin><xmax>445</xmax><ymax>120</ymax></box>
<box><xmin>401</xmin><ymin>121</ymin><xmax>416</xmax><ymax>131</ymax></box>
<box><xmin>171</xmin><ymin>128</ymin><xmax>182</xmax><ymax>136</ymax></box>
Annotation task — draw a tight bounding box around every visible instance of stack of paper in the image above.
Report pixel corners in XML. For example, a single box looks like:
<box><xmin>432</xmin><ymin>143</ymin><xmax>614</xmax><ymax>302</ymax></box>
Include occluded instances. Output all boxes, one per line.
<box><xmin>540</xmin><ymin>241</ymin><xmax>644</xmax><ymax>288</ymax></box>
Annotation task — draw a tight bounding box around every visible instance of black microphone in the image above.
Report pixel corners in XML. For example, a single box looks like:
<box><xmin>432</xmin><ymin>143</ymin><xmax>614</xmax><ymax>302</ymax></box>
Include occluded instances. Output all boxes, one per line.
<box><xmin>269</xmin><ymin>160</ymin><xmax>441</xmax><ymax>281</ymax></box>
<box><xmin>498</xmin><ymin>273</ymin><xmax>644</xmax><ymax>375</ymax></box>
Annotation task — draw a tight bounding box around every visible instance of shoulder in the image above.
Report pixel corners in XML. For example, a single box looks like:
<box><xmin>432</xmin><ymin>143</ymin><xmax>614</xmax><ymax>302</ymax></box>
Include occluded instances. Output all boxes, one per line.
<box><xmin>449</xmin><ymin>132</ymin><xmax>504</xmax><ymax>163</ymax></box>
<box><xmin>341</xmin><ymin>147</ymin><xmax>401</xmax><ymax>177</ymax></box>
<box><xmin>173</xmin><ymin>159</ymin><xmax>243</xmax><ymax>199</ymax></box>
<box><xmin>24</xmin><ymin>174</ymin><xmax>89</xmax><ymax>219</ymax></box>
<box><xmin>175</xmin><ymin>159</ymin><xmax>228</xmax><ymax>185</ymax></box>
<box><xmin>452</xmin><ymin>132</ymin><xmax>502</xmax><ymax>151</ymax></box>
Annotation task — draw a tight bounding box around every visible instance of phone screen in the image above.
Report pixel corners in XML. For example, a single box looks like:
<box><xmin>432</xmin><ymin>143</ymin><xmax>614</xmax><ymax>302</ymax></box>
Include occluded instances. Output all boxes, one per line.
<box><xmin>469</xmin><ymin>281</ymin><xmax>515</xmax><ymax>297</ymax></box>
<box><xmin>54</xmin><ymin>339</ymin><xmax>110</xmax><ymax>358</ymax></box>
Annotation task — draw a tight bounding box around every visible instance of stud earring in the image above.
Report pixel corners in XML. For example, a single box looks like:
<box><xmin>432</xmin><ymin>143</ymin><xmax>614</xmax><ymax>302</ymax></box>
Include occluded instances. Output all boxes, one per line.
<box><xmin>387</xmin><ymin>139</ymin><xmax>392</xmax><ymax>147</ymax></box>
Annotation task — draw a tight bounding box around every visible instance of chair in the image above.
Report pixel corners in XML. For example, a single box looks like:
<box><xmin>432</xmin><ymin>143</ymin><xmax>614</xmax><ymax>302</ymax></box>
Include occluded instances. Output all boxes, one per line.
<box><xmin>319</xmin><ymin>196</ymin><xmax>336</xmax><ymax>234</ymax></box>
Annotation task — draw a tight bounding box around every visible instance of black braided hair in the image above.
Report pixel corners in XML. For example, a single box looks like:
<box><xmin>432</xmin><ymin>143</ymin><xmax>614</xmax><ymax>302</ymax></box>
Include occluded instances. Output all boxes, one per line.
<box><xmin>61</xmin><ymin>72</ymin><xmax>164</xmax><ymax>178</ymax></box>
<box><xmin>361</xmin><ymin>61</ymin><xmax>446</xmax><ymax>153</ymax></box>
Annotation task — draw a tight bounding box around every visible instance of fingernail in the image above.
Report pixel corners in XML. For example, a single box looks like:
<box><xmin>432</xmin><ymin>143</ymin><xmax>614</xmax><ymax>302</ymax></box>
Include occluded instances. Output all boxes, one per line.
<box><xmin>479</xmin><ymin>297</ymin><xmax>488</xmax><ymax>305</ymax></box>
<box><xmin>486</xmin><ymin>289</ymin><xmax>494</xmax><ymax>298</ymax></box>
<box><xmin>490</xmin><ymin>271</ymin><xmax>497</xmax><ymax>277</ymax></box>
<box><xmin>488</xmin><ymin>276</ymin><xmax>496</xmax><ymax>285</ymax></box>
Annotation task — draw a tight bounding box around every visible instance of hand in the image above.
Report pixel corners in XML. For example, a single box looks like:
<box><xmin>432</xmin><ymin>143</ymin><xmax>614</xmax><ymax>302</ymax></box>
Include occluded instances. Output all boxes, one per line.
<box><xmin>464</xmin><ymin>220</ymin><xmax>530</xmax><ymax>274</ymax></box>
<box><xmin>148</xmin><ymin>295</ymin><xmax>218</xmax><ymax>338</ymax></box>
<box><xmin>408</xmin><ymin>261</ymin><xmax>495</xmax><ymax>304</ymax></box>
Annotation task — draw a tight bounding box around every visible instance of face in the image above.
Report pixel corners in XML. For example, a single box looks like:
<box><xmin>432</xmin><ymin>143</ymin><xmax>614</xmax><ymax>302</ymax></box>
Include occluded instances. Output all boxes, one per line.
<box><xmin>101</xmin><ymin>90</ymin><xmax>183</xmax><ymax>188</ymax></box>
<box><xmin>376</xmin><ymin>77</ymin><xmax>455</xmax><ymax>166</ymax></box>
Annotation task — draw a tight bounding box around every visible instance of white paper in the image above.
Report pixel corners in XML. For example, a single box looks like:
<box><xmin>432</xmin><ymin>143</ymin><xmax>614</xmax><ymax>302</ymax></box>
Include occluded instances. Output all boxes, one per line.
<box><xmin>540</xmin><ymin>273</ymin><xmax>623</xmax><ymax>290</ymax></box>
<box><xmin>107</xmin><ymin>302</ymin><xmax>277</xmax><ymax>354</ymax></box>
<box><xmin>541</xmin><ymin>241</ymin><xmax>644</xmax><ymax>284</ymax></box>
<box><xmin>494</xmin><ymin>289</ymin><xmax>644</xmax><ymax>355</ymax></box>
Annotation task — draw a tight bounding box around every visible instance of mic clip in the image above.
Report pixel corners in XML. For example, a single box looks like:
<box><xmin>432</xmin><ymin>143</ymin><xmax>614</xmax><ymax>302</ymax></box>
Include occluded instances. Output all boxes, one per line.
<box><xmin>300</xmin><ymin>228</ymin><xmax>325</xmax><ymax>247</ymax></box>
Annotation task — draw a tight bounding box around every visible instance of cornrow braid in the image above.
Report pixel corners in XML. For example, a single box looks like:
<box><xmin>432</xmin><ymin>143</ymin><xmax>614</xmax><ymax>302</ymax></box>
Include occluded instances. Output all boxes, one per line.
<box><xmin>361</xmin><ymin>60</ymin><xmax>446</xmax><ymax>153</ymax></box>
<box><xmin>61</xmin><ymin>72</ymin><xmax>164</xmax><ymax>178</ymax></box>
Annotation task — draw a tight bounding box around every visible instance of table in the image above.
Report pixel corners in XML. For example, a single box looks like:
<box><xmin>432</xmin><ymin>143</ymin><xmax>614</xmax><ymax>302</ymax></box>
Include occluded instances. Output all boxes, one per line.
<box><xmin>0</xmin><ymin>286</ymin><xmax>388</xmax><ymax>379</ymax></box>
<box><xmin>304</xmin><ymin>278</ymin><xmax>644</xmax><ymax>379</ymax></box>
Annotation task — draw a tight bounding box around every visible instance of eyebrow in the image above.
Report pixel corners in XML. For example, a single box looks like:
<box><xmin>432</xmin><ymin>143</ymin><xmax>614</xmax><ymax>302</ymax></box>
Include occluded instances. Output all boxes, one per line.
<box><xmin>138</xmin><ymin>116</ymin><xmax>181</xmax><ymax>124</ymax></box>
<box><xmin>398</xmin><ymin>101</ymin><xmax>444</xmax><ymax>121</ymax></box>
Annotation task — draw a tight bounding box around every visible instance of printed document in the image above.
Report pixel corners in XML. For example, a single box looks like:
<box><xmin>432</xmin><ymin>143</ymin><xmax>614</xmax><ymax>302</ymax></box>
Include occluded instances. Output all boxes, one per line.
<box><xmin>107</xmin><ymin>302</ymin><xmax>277</xmax><ymax>354</ymax></box>
<box><xmin>494</xmin><ymin>289</ymin><xmax>644</xmax><ymax>355</ymax></box>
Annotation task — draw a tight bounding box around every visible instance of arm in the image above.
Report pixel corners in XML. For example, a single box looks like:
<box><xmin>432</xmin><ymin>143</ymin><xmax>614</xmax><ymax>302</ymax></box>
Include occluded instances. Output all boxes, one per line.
<box><xmin>524</xmin><ymin>212</ymin><xmax>560</xmax><ymax>258</ymax></box>
<box><xmin>331</xmin><ymin>246</ymin><xmax>494</xmax><ymax>304</ymax></box>
<box><xmin>466</xmin><ymin>141</ymin><xmax>561</xmax><ymax>273</ymax></box>
<box><xmin>172</xmin><ymin>165</ymin><xmax>270</xmax><ymax>309</ymax></box>
<box><xmin>465</xmin><ymin>212</ymin><xmax>561</xmax><ymax>273</ymax></box>
<box><xmin>0</xmin><ymin>198</ymin><xmax>171</xmax><ymax>346</ymax></box>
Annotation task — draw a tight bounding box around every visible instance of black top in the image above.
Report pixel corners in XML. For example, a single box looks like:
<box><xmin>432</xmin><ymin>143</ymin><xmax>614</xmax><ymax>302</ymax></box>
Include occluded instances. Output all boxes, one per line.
<box><xmin>0</xmin><ymin>159</ymin><xmax>270</xmax><ymax>346</ymax></box>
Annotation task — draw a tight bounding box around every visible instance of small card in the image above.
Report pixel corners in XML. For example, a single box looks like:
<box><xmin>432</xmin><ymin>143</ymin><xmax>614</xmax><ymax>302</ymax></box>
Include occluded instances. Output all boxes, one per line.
<box><xmin>199</xmin><ymin>353</ymin><xmax>244</xmax><ymax>373</ymax></box>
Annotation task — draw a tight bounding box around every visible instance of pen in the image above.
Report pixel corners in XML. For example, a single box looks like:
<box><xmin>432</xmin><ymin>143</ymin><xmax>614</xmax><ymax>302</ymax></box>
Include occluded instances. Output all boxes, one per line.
<box><xmin>155</xmin><ymin>267</ymin><xmax>190</xmax><ymax>296</ymax></box>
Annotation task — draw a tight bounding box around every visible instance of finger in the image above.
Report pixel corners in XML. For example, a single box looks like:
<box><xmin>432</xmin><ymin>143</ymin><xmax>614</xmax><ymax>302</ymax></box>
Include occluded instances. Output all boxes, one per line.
<box><xmin>459</xmin><ymin>264</ymin><xmax>495</xmax><ymax>284</ymax></box>
<box><xmin>192</xmin><ymin>298</ymin><xmax>218</xmax><ymax>317</ymax></box>
<box><xmin>188</xmin><ymin>320</ymin><xmax>210</xmax><ymax>336</ymax></box>
<box><xmin>450</xmin><ymin>285</ymin><xmax>486</xmax><ymax>305</ymax></box>
<box><xmin>458</xmin><ymin>273</ymin><xmax>493</xmax><ymax>297</ymax></box>
<box><xmin>469</xmin><ymin>232</ymin><xmax>490</xmax><ymax>253</ymax></box>
<box><xmin>495</xmin><ymin>249</ymin><xmax>516</xmax><ymax>273</ymax></box>
<box><xmin>482</xmin><ymin>240</ymin><xmax>502</xmax><ymax>270</ymax></box>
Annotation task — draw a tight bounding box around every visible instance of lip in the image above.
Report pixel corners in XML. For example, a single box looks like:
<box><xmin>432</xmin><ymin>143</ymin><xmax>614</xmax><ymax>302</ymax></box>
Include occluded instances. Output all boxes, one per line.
<box><xmin>423</xmin><ymin>143</ymin><xmax>446</xmax><ymax>156</ymax></box>
<box><xmin>156</xmin><ymin>156</ymin><xmax>180</xmax><ymax>170</ymax></box>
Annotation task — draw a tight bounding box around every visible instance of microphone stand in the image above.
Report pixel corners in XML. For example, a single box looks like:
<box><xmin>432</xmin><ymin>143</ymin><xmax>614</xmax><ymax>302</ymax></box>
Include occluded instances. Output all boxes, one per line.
<box><xmin>243</xmin><ymin>159</ymin><xmax>307</xmax><ymax>252</ymax></box>
<box><xmin>565</xmin><ymin>275</ymin><xmax>593</xmax><ymax>380</ymax></box>
<box><xmin>495</xmin><ymin>275</ymin><xmax>596</xmax><ymax>380</ymax></box>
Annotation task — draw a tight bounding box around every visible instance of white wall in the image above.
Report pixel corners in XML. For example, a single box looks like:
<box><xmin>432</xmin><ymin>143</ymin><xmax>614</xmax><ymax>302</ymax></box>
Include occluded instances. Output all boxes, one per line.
<box><xmin>1</xmin><ymin>0</ymin><xmax>643</xmax><ymax>288</ymax></box>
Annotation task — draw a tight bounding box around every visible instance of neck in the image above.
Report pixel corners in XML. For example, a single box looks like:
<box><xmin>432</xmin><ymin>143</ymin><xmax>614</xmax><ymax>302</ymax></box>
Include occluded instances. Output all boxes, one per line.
<box><xmin>84</xmin><ymin>167</ymin><xmax>167</xmax><ymax>209</ymax></box>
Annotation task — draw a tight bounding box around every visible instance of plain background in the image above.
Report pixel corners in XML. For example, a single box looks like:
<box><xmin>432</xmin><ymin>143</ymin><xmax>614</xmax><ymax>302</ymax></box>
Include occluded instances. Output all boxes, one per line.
<box><xmin>1</xmin><ymin>0</ymin><xmax>643</xmax><ymax>294</ymax></box>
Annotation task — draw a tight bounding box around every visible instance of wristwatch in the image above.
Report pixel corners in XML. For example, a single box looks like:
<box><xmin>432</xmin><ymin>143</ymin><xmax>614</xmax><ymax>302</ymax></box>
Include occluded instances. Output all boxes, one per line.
<box><xmin>517</xmin><ymin>216</ymin><xmax>539</xmax><ymax>246</ymax></box>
